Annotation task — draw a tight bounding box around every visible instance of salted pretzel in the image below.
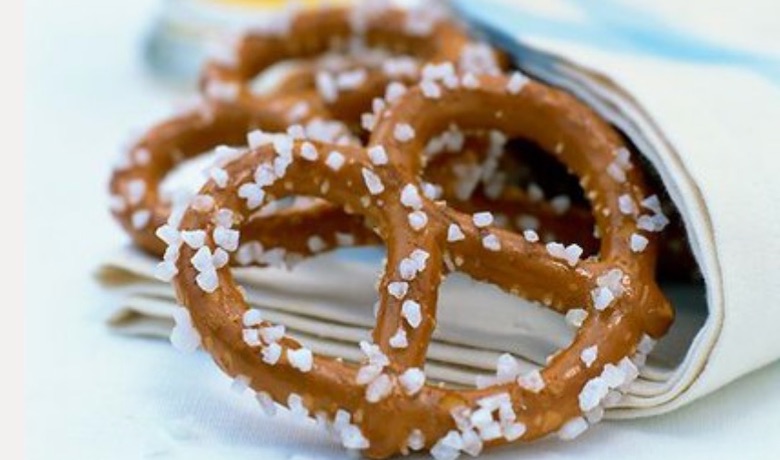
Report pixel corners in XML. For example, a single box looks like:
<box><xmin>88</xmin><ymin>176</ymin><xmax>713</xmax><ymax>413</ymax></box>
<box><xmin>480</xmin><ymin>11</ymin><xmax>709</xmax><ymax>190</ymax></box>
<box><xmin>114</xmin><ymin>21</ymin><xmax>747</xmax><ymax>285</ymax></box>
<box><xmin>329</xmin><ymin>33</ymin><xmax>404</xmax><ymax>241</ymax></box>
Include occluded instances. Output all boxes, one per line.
<box><xmin>163</xmin><ymin>72</ymin><xmax>674</xmax><ymax>458</ymax></box>
<box><xmin>112</xmin><ymin>2</ymin><xmax>696</xmax><ymax>282</ymax></box>
<box><xmin>112</xmin><ymin>4</ymin><xmax>606</xmax><ymax>272</ymax></box>
<box><xmin>200</xmin><ymin>5</ymin><xmax>489</xmax><ymax>109</ymax></box>
<box><xmin>110</xmin><ymin>102</ymin><xmax>604</xmax><ymax>275</ymax></box>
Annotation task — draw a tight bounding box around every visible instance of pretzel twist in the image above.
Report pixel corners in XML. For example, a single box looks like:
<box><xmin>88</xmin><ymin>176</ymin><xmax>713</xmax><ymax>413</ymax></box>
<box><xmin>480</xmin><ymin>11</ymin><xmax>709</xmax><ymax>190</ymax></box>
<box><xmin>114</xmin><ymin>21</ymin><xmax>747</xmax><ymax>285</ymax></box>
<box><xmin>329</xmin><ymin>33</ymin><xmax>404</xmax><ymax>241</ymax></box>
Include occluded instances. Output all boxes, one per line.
<box><xmin>110</xmin><ymin>6</ymin><xmax>604</xmax><ymax>271</ymax></box>
<box><xmin>165</xmin><ymin>73</ymin><xmax>674</xmax><ymax>458</ymax></box>
<box><xmin>200</xmin><ymin>6</ymin><xmax>478</xmax><ymax>107</ymax></box>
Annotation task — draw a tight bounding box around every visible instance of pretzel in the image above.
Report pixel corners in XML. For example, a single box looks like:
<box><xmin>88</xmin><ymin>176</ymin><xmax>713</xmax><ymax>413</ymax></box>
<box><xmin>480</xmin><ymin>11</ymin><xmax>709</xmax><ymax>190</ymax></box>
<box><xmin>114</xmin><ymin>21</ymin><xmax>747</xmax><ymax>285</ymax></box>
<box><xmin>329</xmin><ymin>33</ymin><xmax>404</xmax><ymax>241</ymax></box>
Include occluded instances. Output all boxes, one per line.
<box><xmin>200</xmin><ymin>5</ymin><xmax>495</xmax><ymax>107</ymax></box>
<box><xmin>112</xmin><ymin>4</ymin><xmax>589</xmax><ymax>271</ymax></box>
<box><xmin>112</xmin><ymin>1</ymin><xmax>696</xmax><ymax>281</ymax></box>
<box><xmin>163</xmin><ymin>72</ymin><xmax>674</xmax><ymax>458</ymax></box>
<box><xmin>109</xmin><ymin>101</ymin><xmax>603</xmax><ymax>274</ymax></box>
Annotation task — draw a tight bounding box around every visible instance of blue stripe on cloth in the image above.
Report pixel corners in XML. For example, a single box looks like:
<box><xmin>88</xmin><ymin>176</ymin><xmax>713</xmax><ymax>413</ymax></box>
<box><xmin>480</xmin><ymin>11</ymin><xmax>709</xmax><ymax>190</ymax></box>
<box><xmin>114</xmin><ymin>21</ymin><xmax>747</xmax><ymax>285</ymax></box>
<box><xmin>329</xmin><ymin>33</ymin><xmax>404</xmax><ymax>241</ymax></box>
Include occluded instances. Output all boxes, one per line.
<box><xmin>451</xmin><ymin>0</ymin><xmax>780</xmax><ymax>84</ymax></box>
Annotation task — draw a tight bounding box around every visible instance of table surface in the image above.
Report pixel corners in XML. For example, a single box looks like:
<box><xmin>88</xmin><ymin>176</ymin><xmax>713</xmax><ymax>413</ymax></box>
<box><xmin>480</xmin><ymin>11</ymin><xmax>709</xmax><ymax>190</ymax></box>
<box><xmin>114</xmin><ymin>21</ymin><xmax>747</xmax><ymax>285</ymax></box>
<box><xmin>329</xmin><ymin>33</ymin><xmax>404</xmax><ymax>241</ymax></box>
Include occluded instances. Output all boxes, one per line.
<box><xmin>24</xmin><ymin>0</ymin><xmax>780</xmax><ymax>458</ymax></box>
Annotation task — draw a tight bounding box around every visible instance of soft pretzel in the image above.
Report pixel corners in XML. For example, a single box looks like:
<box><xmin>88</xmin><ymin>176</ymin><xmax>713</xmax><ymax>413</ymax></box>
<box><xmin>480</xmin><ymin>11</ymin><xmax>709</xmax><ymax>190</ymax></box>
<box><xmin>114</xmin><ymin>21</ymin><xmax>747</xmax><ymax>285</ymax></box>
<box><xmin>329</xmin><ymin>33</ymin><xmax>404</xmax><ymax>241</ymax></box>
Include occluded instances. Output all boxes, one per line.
<box><xmin>163</xmin><ymin>72</ymin><xmax>674</xmax><ymax>458</ymax></box>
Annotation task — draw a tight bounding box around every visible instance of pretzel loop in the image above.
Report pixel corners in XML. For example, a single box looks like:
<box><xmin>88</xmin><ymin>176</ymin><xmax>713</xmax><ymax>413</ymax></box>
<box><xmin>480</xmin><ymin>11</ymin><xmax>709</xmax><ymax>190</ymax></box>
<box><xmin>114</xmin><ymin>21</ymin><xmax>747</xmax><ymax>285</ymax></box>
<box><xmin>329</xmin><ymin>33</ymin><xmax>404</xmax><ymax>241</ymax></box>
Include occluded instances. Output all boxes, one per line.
<box><xmin>168</xmin><ymin>73</ymin><xmax>673</xmax><ymax>458</ymax></box>
<box><xmin>201</xmin><ymin>6</ymin><xmax>478</xmax><ymax>111</ymax></box>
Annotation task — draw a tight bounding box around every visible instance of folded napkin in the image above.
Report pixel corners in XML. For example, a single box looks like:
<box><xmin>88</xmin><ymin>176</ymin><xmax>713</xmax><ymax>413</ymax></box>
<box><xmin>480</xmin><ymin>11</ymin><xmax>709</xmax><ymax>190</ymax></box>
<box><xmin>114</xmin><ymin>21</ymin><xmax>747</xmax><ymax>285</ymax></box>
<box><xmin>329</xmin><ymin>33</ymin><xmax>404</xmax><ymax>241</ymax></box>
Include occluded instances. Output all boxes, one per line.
<box><xmin>99</xmin><ymin>0</ymin><xmax>780</xmax><ymax>421</ymax></box>
<box><xmin>451</xmin><ymin>0</ymin><xmax>780</xmax><ymax>417</ymax></box>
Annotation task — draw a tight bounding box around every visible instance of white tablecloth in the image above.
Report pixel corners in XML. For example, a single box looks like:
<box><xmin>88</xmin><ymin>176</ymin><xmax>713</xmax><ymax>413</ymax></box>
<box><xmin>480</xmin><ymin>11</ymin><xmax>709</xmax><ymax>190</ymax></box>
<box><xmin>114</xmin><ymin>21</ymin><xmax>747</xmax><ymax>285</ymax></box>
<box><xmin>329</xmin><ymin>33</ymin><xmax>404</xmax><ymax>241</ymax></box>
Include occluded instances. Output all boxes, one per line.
<box><xmin>25</xmin><ymin>0</ymin><xmax>780</xmax><ymax>458</ymax></box>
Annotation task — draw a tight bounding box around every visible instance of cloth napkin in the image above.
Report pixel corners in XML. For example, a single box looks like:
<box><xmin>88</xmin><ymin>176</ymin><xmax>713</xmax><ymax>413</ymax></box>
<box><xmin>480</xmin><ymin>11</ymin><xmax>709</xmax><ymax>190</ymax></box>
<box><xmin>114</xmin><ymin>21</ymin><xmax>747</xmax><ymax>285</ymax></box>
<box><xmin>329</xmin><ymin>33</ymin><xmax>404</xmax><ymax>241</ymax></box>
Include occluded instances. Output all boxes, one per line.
<box><xmin>98</xmin><ymin>0</ymin><xmax>780</xmax><ymax>420</ymax></box>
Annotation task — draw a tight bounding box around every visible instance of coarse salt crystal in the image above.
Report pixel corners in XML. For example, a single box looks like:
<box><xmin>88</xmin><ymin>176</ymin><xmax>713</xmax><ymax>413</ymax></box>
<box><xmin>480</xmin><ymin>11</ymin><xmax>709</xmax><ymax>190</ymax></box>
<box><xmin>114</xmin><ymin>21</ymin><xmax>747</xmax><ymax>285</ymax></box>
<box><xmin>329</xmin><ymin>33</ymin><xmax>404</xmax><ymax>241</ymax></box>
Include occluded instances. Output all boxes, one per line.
<box><xmin>191</xmin><ymin>194</ymin><xmax>215</xmax><ymax>213</ymax></box>
<box><xmin>607</xmin><ymin>163</ymin><xmax>627</xmax><ymax>182</ymax></box>
<box><xmin>238</xmin><ymin>183</ymin><xmax>265</xmax><ymax>209</ymax></box>
<box><xmin>367</xmin><ymin>145</ymin><xmax>388</xmax><ymax>165</ymax></box>
<box><xmin>315</xmin><ymin>71</ymin><xmax>338</xmax><ymax>102</ymax></box>
<box><xmin>361</xmin><ymin>167</ymin><xmax>384</xmax><ymax>195</ymax></box>
<box><xmin>287</xmin><ymin>393</ymin><xmax>309</xmax><ymax>419</ymax></box>
<box><xmin>408</xmin><ymin>211</ymin><xmax>428</xmax><ymax>231</ymax></box>
<box><xmin>393</xmin><ymin>123</ymin><xmax>415</xmax><ymax>142</ymax></box>
<box><xmin>399</xmin><ymin>367</ymin><xmax>425</xmax><ymax>395</ymax></box>
<box><xmin>153</xmin><ymin>261</ymin><xmax>178</xmax><ymax>282</ymax></box>
<box><xmin>214</xmin><ymin>226</ymin><xmax>239</xmax><ymax>252</ymax></box>
<box><xmin>365</xmin><ymin>374</ymin><xmax>392</xmax><ymax>403</ymax></box>
<box><xmin>546</xmin><ymin>242</ymin><xmax>582</xmax><ymax>266</ymax></box>
<box><xmin>421</xmin><ymin>79</ymin><xmax>442</xmax><ymax>99</ymax></box>
<box><xmin>260</xmin><ymin>324</ymin><xmax>285</xmax><ymax>344</ymax></box>
<box><xmin>356</xmin><ymin>363</ymin><xmax>383</xmax><ymax>386</ymax></box>
<box><xmin>212</xmin><ymin>248</ymin><xmax>229</xmax><ymax>268</ymax></box>
<box><xmin>517</xmin><ymin>370</ymin><xmax>545</xmax><ymax>393</ymax></box>
<box><xmin>389</xmin><ymin>328</ymin><xmax>408</xmax><ymax>349</ymax></box>
<box><xmin>630</xmin><ymin>233</ymin><xmax>649</xmax><ymax>252</ymax></box>
<box><xmin>287</xmin><ymin>347</ymin><xmax>314</xmax><ymax>372</ymax></box>
<box><xmin>307</xmin><ymin>235</ymin><xmax>327</xmax><ymax>253</ymax></box>
<box><xmin>592</xmin><ymin>286</ymin><xmax>615</xmax><ymax>311</ymax></box>
<box><xmin>242</xmin><ymin>309</ymin><xmax>263</xmax><ymax>327</ymax></box>
<box><xmin>242</xmin><ymin>328</ymin><xmax>261</xmax><ymax>347</ymax></box>
<box><xmin>335</xmin><ymin>232</ymin><xmax>355</xmax><ymax>247</ymax></box>
<box><xmin>337</xmin><ymin>68</ymin><xmax>367</xmax><ymax>90</ymax></box>
<box><xmin>506</xmin><ymin>71</ymin><xmax>529</xmax><ymax>94</ymax></box>
<box><xmin>340</xmin><ymin>424</ymin><xmax>370</xmax><ymax>450</ymax></box>
<box><xmin>325</xmin><ymin>151</ymin><xmax>346</xmax><ymax>171</ymax></box>
<box><xmin>618</xmin><ymin>194</ymin><xmax>636</xmax><ymax>215</ymax></box>
<box><xmin>399</xmin><ymin>257</ymin><xmax>419</xmax><ymax>280</ymax></box>
<box><xmin>261</xmin><ymin>342</ymin><xmax>282</xmax><ymax>365</ymax></box>
<box><xmin>581</xmin><ymin>345</ymin><xmax>598</xmax><ymax>368</ymax></box>
<box><xmin>131</xmin><ymin>210</ymin><xmax>151</xmax><ymax>229</ymax></box>
<box><xmin>523</xmin><ymin>229</ymin><xmax>539</xmax><ymax>243</ymax></box>
<box><xmin>300</xmin><ymin>141</ymin><xmax>318</xmax><ymax>161</ymax></box>
<box><xmin>482</xmin><ymin>234</ymin><xmax>501</xmax><ymax>251</ymax></box>
<box><xmin>126</xmin><ymin>179</ymin><xmax>146</xmax><ymax>205</ymax></box>
<box><xmin>195</xmin><ymin>268</ymin><xmax>219</xmax><ymax>293</ymax></box>
<box><xmin>472</xmin><ymin>212</ymin><xmax>493</xmax><ymax>228</ymax></box>
<box><xmin>461</xmin><ymin>72</ymin><xmax>479</xmax><ymax>88</ymax></box>
<box><xmin>558</xmin><ymin>417</ymin><xmax>588</xmax><ymax>440</ymax></box>
<box><xmin>503</xmin><ymin>422</ymin><xmax>527</xmax><ymax>441</ymax></box>
<box><xmin>247</xmin><ymin>129</ymin><xmax>273</xmax><ymax>149</ymax></box>
<box><xmin>287</xmin><ymin>101</ymin><xmax>309</xmax><ymax>121</ymax></box>
<box><xmin>407</xmin><ymin>429</ymin><xmax>425</xmax><ymax>450</ymax></box>
<box><xmin>387</xmin><ymin>281</ymin><xmax>409</xmax><ymax>299</ymax></box>
<box><xmin>384</xmin><ymin>81</ymin><xmax>407</xmax><ymax>103</ymax></box>
<box><xmin>209</xmin><ymin>167</ymin><xmax>228</xmax><ymax>188</ymax></box>
<box><xmin>402</xmin><ymin>300</ymin><xmax>422</xmax><ymax>328</ymax></box>
<box><xmin>400</xmin><ymin>184</ymin><xmax>423</xmax><ymax>209</ymax></box>
<box><xmin>447</xmin><ymin>223</ymin><xmax>465</xmax><ymax>242</ymax></box>
<box><xmin>565</xmin><ymin>308</ymin><xmax>588</xmax><ymax>328</ymax></box>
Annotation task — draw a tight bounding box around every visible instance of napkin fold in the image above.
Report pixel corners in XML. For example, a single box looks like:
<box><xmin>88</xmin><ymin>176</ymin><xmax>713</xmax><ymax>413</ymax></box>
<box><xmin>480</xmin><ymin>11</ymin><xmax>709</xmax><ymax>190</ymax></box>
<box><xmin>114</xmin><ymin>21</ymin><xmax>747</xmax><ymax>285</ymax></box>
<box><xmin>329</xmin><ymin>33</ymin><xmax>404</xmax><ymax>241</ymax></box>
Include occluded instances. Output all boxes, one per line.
<box><xmin>98</xmin><ymin>246</ymin><xmax>706</xmax><ymax>409</ymax></box>
<box><xmin>99</xmin><ymin>0</ymin><xmax>780</xmax><ymax>421</ymax></box>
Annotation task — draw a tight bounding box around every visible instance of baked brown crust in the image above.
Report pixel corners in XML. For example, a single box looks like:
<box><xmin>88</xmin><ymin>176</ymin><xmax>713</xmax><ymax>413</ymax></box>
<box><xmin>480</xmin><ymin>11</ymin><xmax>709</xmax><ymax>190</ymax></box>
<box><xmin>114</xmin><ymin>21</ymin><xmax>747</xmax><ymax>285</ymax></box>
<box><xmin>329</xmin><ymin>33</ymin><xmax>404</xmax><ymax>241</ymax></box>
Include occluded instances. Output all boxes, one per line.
<box><xmin>164</xmin><ymin>73</ymin><xmax>674</xmax><ymax>458</ymax></box>
<box><xmin>110</xmin><ymin>6</ymin><xmax>606</xmax><ymax>269</ymax></box>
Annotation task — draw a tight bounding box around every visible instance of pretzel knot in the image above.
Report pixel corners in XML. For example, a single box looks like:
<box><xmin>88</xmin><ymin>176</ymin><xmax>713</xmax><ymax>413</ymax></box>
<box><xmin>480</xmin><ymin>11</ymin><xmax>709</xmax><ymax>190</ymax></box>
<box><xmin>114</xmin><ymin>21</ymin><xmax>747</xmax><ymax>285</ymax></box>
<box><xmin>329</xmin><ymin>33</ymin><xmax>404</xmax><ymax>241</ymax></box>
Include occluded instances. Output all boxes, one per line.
<box><xmin>109</xmin><ymin>6</ymin><xmax>521</xmax><ymax>259</ymax></box>
<box><xmin>110</xmin><ymin>5</ymin><xmax>603</xmax><ymax>275</ymax></box>
<box><xmin>164</xmin><ymin>72</ymin><xmax>674</xmax><ymax>459</ymax></box>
